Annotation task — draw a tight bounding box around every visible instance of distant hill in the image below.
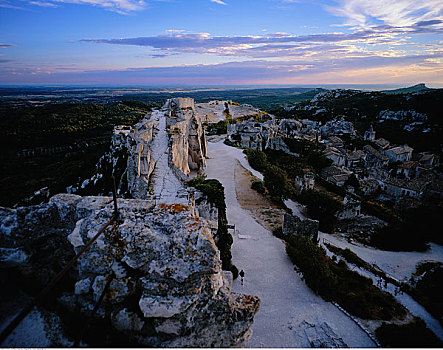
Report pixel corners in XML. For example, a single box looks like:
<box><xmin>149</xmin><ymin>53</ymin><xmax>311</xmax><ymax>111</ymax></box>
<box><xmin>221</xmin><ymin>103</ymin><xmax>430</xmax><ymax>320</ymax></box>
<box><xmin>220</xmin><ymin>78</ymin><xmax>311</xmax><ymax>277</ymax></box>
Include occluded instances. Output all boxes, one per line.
<box><xmin>382</xmin><ymin>83</ymin><xmax>430</xmax><ymax>95</ymax></box>
<box><xmin>274</xmin><ymin>87</ymin><xmax>443</xmax><ymax>155</ymax></box>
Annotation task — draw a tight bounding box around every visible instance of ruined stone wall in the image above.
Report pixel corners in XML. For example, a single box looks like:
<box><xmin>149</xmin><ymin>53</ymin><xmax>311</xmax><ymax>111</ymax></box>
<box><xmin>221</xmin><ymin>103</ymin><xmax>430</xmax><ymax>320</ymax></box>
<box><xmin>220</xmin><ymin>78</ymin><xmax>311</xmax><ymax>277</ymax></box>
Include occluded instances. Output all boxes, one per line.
<box><xmin>168</xmin><ymin>98</ymin><xmax>207</xmax><ymax>176</ymax></box>
<box><xmin>282</xmin><ymin>213</ymin><xmax>319</xmax><ymax>239</ymax></box>
<box><xmin>0</xmin><ymin>194</ymin><xmax>259</xmax><ymax>347</ymax></box>
<box><xmin>123</xmin><ymin>119</ymin><xmax>155</xmax><ymax>199</ymax></box>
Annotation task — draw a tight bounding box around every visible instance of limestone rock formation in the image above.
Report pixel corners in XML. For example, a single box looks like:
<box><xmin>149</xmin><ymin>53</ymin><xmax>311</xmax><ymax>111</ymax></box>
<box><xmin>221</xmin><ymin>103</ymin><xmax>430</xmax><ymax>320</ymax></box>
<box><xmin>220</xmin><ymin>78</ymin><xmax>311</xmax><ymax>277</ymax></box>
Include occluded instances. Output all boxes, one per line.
<box><xmin>278</xmin><ymin>119</ymin><xmax>303</xmax><ymax>138</ymax></box>
<box><xmin>0</xmin><ymin>194</ymin><xmax>259</xmax><ymax>347</ymax></box>
<box><xmin>320</xmin><ymin>117</ymin><xmax>356</xmax><ymax>138</ymax></box>
<box><xmin>69</xmin><ymin>98</ymin><xmax>207</xmax><ymax>204</ymax></box>
<box><xmin>227</xmin><ymin>119</ymin><xmax>276</xmax><ymax>150</ymax></box>
<box><xmin>118</xmin><ymin>98</ymin><xmax>207</xmax><ymax>201</ymax></box>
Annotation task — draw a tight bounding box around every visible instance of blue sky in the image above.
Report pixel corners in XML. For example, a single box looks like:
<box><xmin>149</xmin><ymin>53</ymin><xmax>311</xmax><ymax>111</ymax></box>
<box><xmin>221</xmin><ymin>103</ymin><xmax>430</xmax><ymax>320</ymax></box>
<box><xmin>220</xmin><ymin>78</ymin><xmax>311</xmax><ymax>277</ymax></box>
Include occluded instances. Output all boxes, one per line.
<box><xmin>0</xmin><ymin>0</ymin><xmax>442</xmax><ymax>85</ymax></box>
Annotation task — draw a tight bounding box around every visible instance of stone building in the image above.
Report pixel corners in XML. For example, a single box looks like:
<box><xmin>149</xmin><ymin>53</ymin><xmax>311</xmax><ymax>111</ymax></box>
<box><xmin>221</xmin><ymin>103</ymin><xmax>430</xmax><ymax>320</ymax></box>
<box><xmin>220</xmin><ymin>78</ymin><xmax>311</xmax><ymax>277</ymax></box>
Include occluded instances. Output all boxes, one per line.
<box><xmin>396</xmin><ymin>161</ymin><xmax>419</xmax><ymax>179</ymax></box>
<box><xmin>380</xmin><ymin>177</ymin><xmax>428</xmax><ymax>199</ymax></box>
<box><xmin>324</xmin><ymin>147</ymin><xmax>346</xmax><ymax>167</ymax></box>
<box><xmin>384</xmin><ymin>145</ymin><xmax>413</xmax><ymax>163</ymax></box>
<box><xmin>363</xmin><ymin>145</ymin><xmax>389</xmax><ymax>168</ymax></box>
<box><xmin>336</xmin><ymin>195</ymin><xmax>361</xmax><ymax>220</ymax></box>
<box><xmin>321</xmin><ymin>166</ymin><xmax>352</xmax><ymax>186</ymax></box>
<box><xmin>374</xmin><ymin>138</ymin><xmax>390</xmax><ymax>151</ymax></box>
<box><xmin>346</xmin><ymin>149</ymin><xmax>365</xmax><ymax>168</ymax></box>
<box><xmin>359</xmin><ymin>178</ymin><xmax>380</xmax><ymax>196</ymax></box>
<box><xmin>416</xmin><ymin>152</ymin><xmax>440</xmax><ymax>169</ymax></box>
<box><xmin>294</xmin><ymin>171</ymin><xmax>315</xmax><ymax>192</ymax></box>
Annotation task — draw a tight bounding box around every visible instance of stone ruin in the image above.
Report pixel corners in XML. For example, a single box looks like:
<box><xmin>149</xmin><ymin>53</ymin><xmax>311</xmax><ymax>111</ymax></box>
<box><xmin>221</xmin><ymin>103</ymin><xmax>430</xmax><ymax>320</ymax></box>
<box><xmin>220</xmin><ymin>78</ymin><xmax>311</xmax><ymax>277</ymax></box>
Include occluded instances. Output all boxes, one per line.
<box><xmin>0</xmin><ymin>98</ymin><xmax>260</xmax><ymax>347</ymax></box>
<box><xmin>336</xmin><ymin>195</ymin><xmax>361</xmax><ymax>220</ymax></box>
<box><xmin>0</xmin><ymin>194</ymin><xmax>259</xmax><ymax>347</ymax></box>
<box><xmin>117</xmin><ymin>98</ymin><xmax>207</xmax><ymax>201</ymax></box>
<box><xmin>282</xmin><ymin>213</ymin><xmax>319</xmax><ymax>240</ymax></box>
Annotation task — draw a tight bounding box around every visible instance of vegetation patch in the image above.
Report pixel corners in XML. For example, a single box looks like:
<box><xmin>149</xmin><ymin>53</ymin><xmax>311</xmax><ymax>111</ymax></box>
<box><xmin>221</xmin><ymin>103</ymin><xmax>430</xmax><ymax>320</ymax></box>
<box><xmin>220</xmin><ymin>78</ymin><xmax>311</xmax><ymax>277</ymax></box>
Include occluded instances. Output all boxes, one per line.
<box><xmin>251</xmin><ymin>180</ymin><xmax>265</xmax><ymax>194</ymax></box>
<box><xmin>375</xmin><ymin>318</ymin><xmax>443</xmax><ymax>348</ymax></box>
<box><xmin>243</xmin><ymin>148</ymin><xmax>269</xmax><ymax>173</ymax></box>
<box><xmin>0</xmin><ymin>101</ymin><xmax>157</xmax><ymax>206</ymax></box>
<box><xmin>187</xmin><ymin>176</ymin><xmax>238</xmax><ymax>278</ymax></box>
<box><xmin>286</xmin><ymin>235</ymin><xmax>407</xmax><ymax>320</ymax></box>
<box><xmin>295</xmin><ymin>190</ymin><xmax>342</xmax><ymax>232</ymax></box>
<box><xmin>406</xmin><ymin>262</ymin><xmax>443</xmax><ymax>327</ymax></box>
<box><xmin>371</xmin><ymin>205</ymin><xmax>443</xmax><ymax>251</ymax></box>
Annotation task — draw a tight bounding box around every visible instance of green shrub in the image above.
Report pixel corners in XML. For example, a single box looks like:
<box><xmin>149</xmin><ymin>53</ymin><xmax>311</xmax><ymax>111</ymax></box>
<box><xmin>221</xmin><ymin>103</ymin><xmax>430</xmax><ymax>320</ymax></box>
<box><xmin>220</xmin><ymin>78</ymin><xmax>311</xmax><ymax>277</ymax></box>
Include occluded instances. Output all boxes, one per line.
<box><xmin>408</xmin><ymin>263</ymin><xmax>443</xmax><ymax>326</ymax></box>
<box><xmin>244</xmin><ymin>148</ymin><xmax>269</xmax><ymax>172</ymax></box>
<box><xmin>272</xmin><ymin>226</ymin><xmax>283</xmax><ymax>238</ymax></box>
<box><xmin>251</xmin><ymin>180</ymin><xmax>265</xmax><ymax>194</ymax></box>
<box><xmin>286</xmin><ymin>235</ymin><xmax>337</xmax><ymax>299</ymax></box>
<box><xmin>212</xmin><ymin>119</ymin><xmax>229</xmax><ymax>134</ymax></box>
<box><xmin>286</xmin><ymin>235</ymin><xmax>407</xmax><ymax>320</ymax></box>
<box><xmin>296</xmin><ymin>189</ymin><xmax>342</xmax><ymax>232</ymax></box>
<box><xmin>264</xmin><ymin>165</ymin><xmax>293</xmax><ymax>201</ymax></box>
<box><xmin>187</xmin><ymin>177</ymin><xmax>238</xmax><ymax>278</ymax></box>
<box><xmin>223</xmin><ymin>139</ymin><xmax>237</xmax><ymax>147</ymax></box>
<box><xmin>376</xmin><ymin>318</ymin><xmax>443</xmax><ymax>347</ymax></box>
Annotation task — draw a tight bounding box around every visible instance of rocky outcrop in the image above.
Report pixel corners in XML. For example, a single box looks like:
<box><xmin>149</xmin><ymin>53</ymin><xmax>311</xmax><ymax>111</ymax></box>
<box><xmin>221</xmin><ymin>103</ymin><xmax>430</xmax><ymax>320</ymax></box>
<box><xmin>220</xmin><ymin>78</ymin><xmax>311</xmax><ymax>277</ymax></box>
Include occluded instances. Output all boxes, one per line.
<box><xmin>282</xmin><ymin>213</ymin><xmax>319</xmax><ymax>240</ymax></box>
<box><xmin>69</xmin><ymin>98</ymin><xmax>208</xmax><ymax>203</ymax></box>
<box><xmin>278</xmin><ymin>119</ymin><xmax>302</xmax><ymax>138</ymax></box>
<box><xmin>320</xmin><ymin>117</ymin><xmax>356</xmax><ymax>138</ymax></box>
<box><xmin>166</xmin><ymin>98</ymin><xmax>207</xmax><ymax>176</ymax></box>
<box><xmin>227</xmin><ymin>119</ymin><xmax>276</xmax><ymax>150</ymax></box>
<box><xmin>267</xmin><ymin>136</ymin><xmax>297</xmax><ymax>155</ymax></box>
<box><xmin>0</xmin><ymin>194</ymin><xmax>259</xmax><ymax>347</ymax></box>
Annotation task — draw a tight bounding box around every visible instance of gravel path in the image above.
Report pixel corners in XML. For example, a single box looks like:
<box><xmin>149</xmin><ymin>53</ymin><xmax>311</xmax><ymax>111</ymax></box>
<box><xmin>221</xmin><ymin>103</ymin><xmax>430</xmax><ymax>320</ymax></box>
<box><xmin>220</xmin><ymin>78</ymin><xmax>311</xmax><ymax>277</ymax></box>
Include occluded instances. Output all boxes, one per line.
<box><xmin>206</xmin><ymin>140</ymin><xmax>375</xmax><ymax>348</ymax></box>
<box><xmin>149</xmin><ymin>109</ymin><xmax>187</xmax><ymax>204</ymax></box>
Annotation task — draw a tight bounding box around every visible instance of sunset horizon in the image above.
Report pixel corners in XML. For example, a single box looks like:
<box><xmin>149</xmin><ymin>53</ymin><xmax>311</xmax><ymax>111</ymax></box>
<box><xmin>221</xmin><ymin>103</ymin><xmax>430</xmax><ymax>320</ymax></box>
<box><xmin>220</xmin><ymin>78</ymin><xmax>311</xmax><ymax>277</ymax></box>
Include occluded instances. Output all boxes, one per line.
<box><xmin>1</xmin><ymin>0</ymin><xmax>442</xmax><ymax>85</ymax></box>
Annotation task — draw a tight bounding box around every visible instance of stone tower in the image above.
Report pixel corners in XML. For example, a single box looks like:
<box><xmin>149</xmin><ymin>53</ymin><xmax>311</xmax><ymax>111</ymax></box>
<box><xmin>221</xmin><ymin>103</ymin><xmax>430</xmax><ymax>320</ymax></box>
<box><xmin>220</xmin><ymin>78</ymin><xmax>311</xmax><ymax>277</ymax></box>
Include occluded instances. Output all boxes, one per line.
<box><xmin>364</xmin><ymin>124</ymin><xmax>376</xmax><ymax>141</ymax></box>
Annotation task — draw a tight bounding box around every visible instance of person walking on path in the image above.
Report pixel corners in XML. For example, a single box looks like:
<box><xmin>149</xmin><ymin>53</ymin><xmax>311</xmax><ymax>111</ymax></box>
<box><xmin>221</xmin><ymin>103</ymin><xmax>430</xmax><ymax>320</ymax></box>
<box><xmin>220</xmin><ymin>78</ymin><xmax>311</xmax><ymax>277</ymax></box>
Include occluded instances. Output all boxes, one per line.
<box><xmin>239</xmin><ymin>270</ymin><xmax>245</xmax><ymax>285</ymax></box>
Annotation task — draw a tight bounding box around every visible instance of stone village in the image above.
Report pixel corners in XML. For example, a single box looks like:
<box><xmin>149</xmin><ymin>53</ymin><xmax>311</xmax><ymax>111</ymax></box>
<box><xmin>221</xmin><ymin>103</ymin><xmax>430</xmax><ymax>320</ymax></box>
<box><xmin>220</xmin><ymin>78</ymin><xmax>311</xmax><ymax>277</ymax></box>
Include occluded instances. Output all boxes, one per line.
<box><xmin>1</xmin><ymin>97</ymin><xmax>442</xmax><ymax>347</ymax></box>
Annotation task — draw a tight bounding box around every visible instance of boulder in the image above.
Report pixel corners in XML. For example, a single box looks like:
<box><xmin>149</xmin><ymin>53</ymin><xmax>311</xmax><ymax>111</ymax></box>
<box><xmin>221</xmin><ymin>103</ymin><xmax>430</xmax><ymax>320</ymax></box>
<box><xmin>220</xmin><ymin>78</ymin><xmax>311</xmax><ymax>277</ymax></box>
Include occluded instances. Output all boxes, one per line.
<box><xmin>0</xmin><ymin>194</ymin><xmax>259</xmax><ymax>347</ymax></box>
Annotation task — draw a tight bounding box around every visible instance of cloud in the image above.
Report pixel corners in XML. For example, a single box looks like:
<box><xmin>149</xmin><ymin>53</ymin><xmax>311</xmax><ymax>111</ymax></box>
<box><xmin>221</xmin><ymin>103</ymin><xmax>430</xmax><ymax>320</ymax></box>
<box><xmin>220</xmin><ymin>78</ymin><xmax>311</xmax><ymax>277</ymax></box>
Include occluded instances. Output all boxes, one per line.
<box><xmin>26</xmin><ymin>0</ymin><xmax>147</xmax><ymax>13</ymax></box>
<box><xmin>0</xmin><ymin>43</ymin><xmax>16</xmax><ymax>48</ymax></box>
<box><xmin>29</xmin><ymin>1</ymin><xmax>59</xmax><ymax>7</ymax></box>
<box><xmin>81</xmin><ymin>24</ymin><xmax>442</xmax><ymax>60</ymax></box>
<box><xmin>0</xmin><ymin>1</ymin><xmax>29</xmax><ymax>10</ymax></box>
<box><xmin>210</xmin><ymin>0</ymin><xmax>227</xmax><ymax>5</ymax></box>
<box><xmin>329</xmin><ymin>0</ymin><xmax>443</xmax><ymax>28</ymax></box>
<box><xmin>2</xmin><ymin>52</ymin><xmax>442</xmax><ymax>84</ymax></box>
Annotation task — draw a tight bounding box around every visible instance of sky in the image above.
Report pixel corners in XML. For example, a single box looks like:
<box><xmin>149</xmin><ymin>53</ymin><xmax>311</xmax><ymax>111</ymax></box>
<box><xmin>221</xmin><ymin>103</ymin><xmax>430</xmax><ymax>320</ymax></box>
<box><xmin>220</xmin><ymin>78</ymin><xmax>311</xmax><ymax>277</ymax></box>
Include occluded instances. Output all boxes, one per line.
<box><xmin>0</xmin><ymin>0</ymin><xmax>442</xmax><ymax>85</ymax></box>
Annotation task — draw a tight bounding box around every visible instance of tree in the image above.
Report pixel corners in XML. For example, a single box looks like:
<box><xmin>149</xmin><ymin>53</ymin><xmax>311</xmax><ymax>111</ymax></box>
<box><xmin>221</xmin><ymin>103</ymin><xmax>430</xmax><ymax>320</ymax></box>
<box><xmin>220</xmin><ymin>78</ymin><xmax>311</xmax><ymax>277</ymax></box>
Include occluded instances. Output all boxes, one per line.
<box><xmin>264</xmin><ymin>165</ymin><xmax>292</xmax><ymax>200</ymax></box>
<box><xmin>244</xmin><ymin>148</ymin><xmax>269</xmax><ymax>172</ymax></box>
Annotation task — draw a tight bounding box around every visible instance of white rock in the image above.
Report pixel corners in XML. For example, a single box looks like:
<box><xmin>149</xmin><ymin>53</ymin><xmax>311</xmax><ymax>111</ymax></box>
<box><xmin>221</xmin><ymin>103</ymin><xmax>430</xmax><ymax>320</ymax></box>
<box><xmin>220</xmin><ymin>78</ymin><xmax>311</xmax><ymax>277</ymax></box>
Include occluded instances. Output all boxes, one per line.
<box><xmin>67</xmin><ymin>219</ymin><xmax>85</xmax><ymax>248</ymax></box>
<box><xmin>139</xmin><ymin>293</ymin><xmax>189</xmax><ymax>318</ymax></box>
<box><xmin>74</xmin><ymin>277</ymin><xmax>92</xmax><ymax>295</ymax></box>
<box><xmin>155</xmin><ymin>319</ymin><xmax>182</xmax><ymax>335</ymax></box>
<box><xmin>112</xmin><ymin>308</ymin><xmax>144</xmax><ymax>332</ymax></box>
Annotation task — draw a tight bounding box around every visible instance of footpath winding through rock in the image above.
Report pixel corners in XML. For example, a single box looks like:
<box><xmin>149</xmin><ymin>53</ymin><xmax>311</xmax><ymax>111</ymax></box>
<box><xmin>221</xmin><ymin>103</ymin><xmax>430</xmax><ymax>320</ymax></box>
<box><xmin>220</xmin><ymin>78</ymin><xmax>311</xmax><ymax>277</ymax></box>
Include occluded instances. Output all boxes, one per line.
<box><xmin>206</xmin><ymin>140</ymin><xmax>375</xmax><ymax>348</ymax></box>
<box><xmin>149</xmin><ymin>109</ymin><xmax>187</xmax><ymax>204</ymax></box>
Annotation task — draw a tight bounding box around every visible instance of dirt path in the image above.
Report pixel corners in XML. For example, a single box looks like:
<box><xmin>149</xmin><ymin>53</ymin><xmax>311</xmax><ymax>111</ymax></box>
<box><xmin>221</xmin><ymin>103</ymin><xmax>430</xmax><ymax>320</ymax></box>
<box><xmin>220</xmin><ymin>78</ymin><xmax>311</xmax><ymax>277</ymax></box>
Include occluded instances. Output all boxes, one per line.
<box><xmin>206</xmin><ymin>140</ymin><xmax>375</xmax><ymax>348</ymax></box>
<box><xmin>234</xmin><ymin>160</ymin><xmax>284</xmax><ymax>232</ymax></box>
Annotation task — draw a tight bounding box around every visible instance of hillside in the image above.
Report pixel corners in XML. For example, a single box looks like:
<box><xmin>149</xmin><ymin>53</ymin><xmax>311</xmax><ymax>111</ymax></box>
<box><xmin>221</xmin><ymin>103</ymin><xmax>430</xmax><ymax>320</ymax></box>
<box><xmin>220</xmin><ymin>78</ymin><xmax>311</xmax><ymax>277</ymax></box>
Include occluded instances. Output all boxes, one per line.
<box><xmin>382</xmin><ymin>83</ymin><xmax>430</xmax><ymax>95</ymax></box>
<box><xmin>275</xmin><ymin>88</ymin><xmax>443</xmax><ymax>155</ymax></box>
